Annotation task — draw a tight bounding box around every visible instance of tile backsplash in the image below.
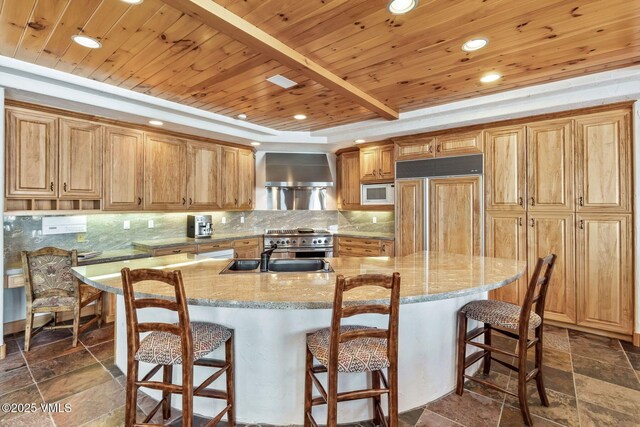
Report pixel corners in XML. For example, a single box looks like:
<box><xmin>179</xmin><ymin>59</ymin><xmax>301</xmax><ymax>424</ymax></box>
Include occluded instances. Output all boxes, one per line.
<box><xmin>3</xmin><ymin>210</ymin><xmax>394</xmax><ymax>264</ymax></box>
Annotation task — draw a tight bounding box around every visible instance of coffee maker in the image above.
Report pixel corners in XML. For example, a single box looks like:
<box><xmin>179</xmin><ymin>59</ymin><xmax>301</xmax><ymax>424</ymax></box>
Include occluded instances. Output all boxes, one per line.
<box><xmin>187</xmin><ymin>215</ymin><xmax>213</xmax><ymax>239</ymax></box>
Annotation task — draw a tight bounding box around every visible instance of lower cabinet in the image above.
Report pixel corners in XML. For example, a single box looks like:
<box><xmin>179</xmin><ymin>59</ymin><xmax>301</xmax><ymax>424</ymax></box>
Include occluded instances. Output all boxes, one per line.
<box><xmin>485</xmin><ymin>211</ymin><xmax>528</xmax><ymax>305</ymax></box>
<box><xmin>576</xmin><ymin>214</ymin><xmax>633</xmax><ymax>334</ymax></box>
<box><xmin>395</xmin><ymin>179</ymin><xmax>424</xmax><ymax>256</ymax></box>
<box><xmin>233</xmin><ymin>238</ymin><xmax>261</xmax><ymax>258</ymax></box>
<box><xmin>335</xmin><ymin>237</ymin><xmax>395</xmax><ymax>257</ymax></box>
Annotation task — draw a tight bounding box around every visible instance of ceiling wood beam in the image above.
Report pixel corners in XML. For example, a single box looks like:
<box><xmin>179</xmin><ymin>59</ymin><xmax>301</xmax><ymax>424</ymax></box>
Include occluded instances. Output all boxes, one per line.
<box><xmin>162</xmin><ymin>0</ymin><xmax>399</xmax><ymax>120</ymax></box>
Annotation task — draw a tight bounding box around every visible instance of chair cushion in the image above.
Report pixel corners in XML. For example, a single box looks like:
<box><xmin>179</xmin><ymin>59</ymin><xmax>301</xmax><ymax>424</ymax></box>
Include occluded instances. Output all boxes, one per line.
<box><xmin>32</xmin><ymin>296</ymin><xmax>76</xmax><ymax>310</ymax></box>
<box><xmin>307</xmin><ymin>325</ymin><xmax>390</xmax><ymax>373</ymax></box>
<box><xmin>461</xmin><ymin>300</ymin><xmax>542</xmax><ymax>329</ymax></box>
<box><xmin>135</xmin><ymin>322</ymin><xmax>232</xmax><ymax>365</ymax></box>
<box><xmin>28</xmin><ymin>254</ymin><xmax>75</xmax><ymax>297</ymax></box>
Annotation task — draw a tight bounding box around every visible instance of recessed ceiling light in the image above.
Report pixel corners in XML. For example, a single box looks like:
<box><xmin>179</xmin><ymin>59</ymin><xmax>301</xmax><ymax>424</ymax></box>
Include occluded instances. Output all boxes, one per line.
<box><xmin>462</xmin><ymin>38</ymin><xmax>488</xmax><ymax>52</ymax></box>
<box><xmin>71</xmin><ymin>35</ymin><xmax>102</xmax><ymax>49</ymax></box>
<box><xmin>387</xmin><ymin>0</ymin><xmax>418</xmax><ymax>15</ymax></box>
<box><xmin>293</xmin><ymin>114</ymin><xmax>307</xmax><ymax>120</ymax></box>
<box><xmin>480</xmin><ymin>72</ymin><xmax>502</xmax><ymax>83</ymax></box>
<box><xmin>355</xmin><ymin>139</ymin><xmax>366</xmax><ymax>144</ymax></box>
<box><xmin>148</xmin><ymin>120</ymin><xmax>163</xmax><ymax>126</ymax></box>
<box><xmin>121</xmin><ymin>0</ymin><xmax>144</xmax><ymax>4</ymax></box>
<box><xmin>250</xmin><ymin>142</ymin><xmax>261</xmax><ymax>146</ymax></box>
<box><xmin>237</xmin><ymin>113</ymin><xmax>248</xmax><ymax>120</ymax></box>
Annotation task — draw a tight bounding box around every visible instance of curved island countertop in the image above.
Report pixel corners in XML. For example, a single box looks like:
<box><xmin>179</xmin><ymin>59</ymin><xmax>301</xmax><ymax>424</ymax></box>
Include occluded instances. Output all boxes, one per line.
<box><xmin>71</xmin><ymin>251</ymin><xmax>525</xmax><ymax>309</ymax></box>
<box><xmin>71</xmin><ymin>252</ymin><xmax>525</xmax><ymax>425</ymax></box>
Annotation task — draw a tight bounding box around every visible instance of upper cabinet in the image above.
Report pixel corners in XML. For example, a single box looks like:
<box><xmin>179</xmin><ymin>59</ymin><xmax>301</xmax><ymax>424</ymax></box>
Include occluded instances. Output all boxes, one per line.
<box><xmin>484</xmin><ymin>126</ymin><xmax>526</xmax><ymax>211</ymax></box>
<box><xmin>435</xmin><ymin>131</ymin><xmax>483</xmax><ymax>157</ymax></box>
<box><xmin>575</xmin><ymin>110</ymin><xmax>631</xmax><ymax>213</ymax></box>
<box><xmin>526</xmin><ymin>119</ymin><xmax>574</xmax><ymax>212</ymax></box>
<box><xmin>220</xmin><ymin>146</ymin><xmax>255</xmax><ymax>210</ymax></box>
<box><xmin>359</xmin><ymin>143</ymin><xmax>394</xmax><ymax>182</ymax></box>
<box><xmin>187</xmin><ymin>141</ymin><xmax>221</xmax><ymax>210</ymax></box>
<box><xmin>144</xmin><ymin>134</ymin><xmax>188</xmax><ymax>211</ymax></box>
<box><xmin>103</xmin><ymin>126</ymin><xmax>144</xmax><ymax>211</ymax></box>
<box><xmin>6</xmin><ymin>109</ymin><xmax>58</xmax><ymax>198</ymax></box>
<box><xmin>337</xmin><ymin>151</ymin><xmax>361</xmax><ymax>210</ymax></box>
<box><xmin>394</xmin><ymin>136</ymin><xmax>435</xmax><ymax>161</ymax></box>
<box><xmin>59</xmin><ymin>119</ymin><xmax>102</xmax><ymax>199</ymax></box>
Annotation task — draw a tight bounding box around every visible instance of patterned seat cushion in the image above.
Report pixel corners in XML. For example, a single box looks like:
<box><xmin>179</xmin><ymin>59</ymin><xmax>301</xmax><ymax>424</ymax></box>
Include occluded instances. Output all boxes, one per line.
<box><xmin>135</xmin><ymin>322</ymin><xmax>232</xmax><ymax>365</ymax></box>
<box><xmin>32</xmin><ymin>296</ymin><xmax>76</xmax><ymax>310</ymax></box>
<box><xmin>307</xmin><ymin>325</ymin><xmax>390</xmax><ymax>373</ymax></box>
<box><xmin>461</xmin><ymin>300</ymin><xmax>542</xmax><ymax>329</ymax></box>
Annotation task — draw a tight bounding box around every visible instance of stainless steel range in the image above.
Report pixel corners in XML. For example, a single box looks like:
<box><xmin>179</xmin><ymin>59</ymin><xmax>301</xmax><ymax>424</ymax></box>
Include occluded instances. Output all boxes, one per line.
<box><xmin>263</xmin><ymin>228</ymin><xmax>334</xmax><ymax>259</ymax></box>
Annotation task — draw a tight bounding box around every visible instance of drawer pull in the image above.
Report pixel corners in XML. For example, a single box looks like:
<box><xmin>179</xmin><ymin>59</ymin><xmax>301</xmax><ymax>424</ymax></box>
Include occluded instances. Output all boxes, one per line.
<box><xmin>172</xmin><ymin>249</ymin><xmax>182</xmax><ymax>253</ymax></box>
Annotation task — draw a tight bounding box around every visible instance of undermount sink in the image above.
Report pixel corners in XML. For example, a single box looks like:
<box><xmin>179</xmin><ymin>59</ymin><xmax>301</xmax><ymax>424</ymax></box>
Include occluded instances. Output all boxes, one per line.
<box><xmin>220</xmin><ymin>258</ymin><xmax>333</xmax><ymax>274</ymax></box>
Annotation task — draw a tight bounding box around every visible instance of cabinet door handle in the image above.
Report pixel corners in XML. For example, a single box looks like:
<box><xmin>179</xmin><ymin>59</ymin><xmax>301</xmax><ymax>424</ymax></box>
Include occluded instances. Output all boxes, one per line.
<box><xmin>372</xmin><ymin>169</ymin><xmax>376</xmax><ymax>176</ymax></box>
<box><xmin>579</xmin><ymin>196</ymin><xmax>584</xmax><ymax>206</ymax></box>
<box><xmin>182</xmin><ymin>197</ymin><xmax>186</xmax><ymax>205</ymax></box>
<box><xmin>428</xmin><ymin>145</ymin><xmax>433</xmax><ymax>153</ymax></box>
<box><xmin>530</xmin><ymin>218</ymin><xmax>535</xmax><ymax>227</ymax></box>
<box><xmin>436</xmin><ymin>144</ymin><xmax>441</xmax><ymax>153</ymax></box>
<box><xmin>235</xmin><ymin>198</ymin><xmax>238</xmax><ymax>206</ymax></box>
<box><xmin>63</xmin><ymin>182</ymin><xmax>67</xmax><ymax>192</ymax></box>
<box><xmin>137</xmin><ymin>197</ymin><xmax>142</xmax><ymax>205</ymax></box>
<box><xmin>379</xmin><ymin>168</ymin><xmax>382</xmax><ymax>176</ymax></box>
<box><xmin>50</xmin><ymin>182</ymin><xmax>54</xmax><ymax>191</ymax></box>
<box><xmin>518</xmin><ymin>196</ymin><xmax>523</xmax><ymax>207</ymax></box>
<box><xmin>519</xmin><ymin>217</ymin><xmax>523</xmax><ymax>226</ymax></box>
<box><xmin>530</xmin><ymin>197</ymin><xmax>535</xmax><ymax>206</ymax></box>
<box><xmin>578</xmin><ymin>220</ymin><xmax>584</xmax><ymax>229</ymax></box>
<box><xmin>189</xmin><ymin>197</ymin><xmax>193</xmax><ymax>206</ymax></box>
<box><xmin>249</xmin><ymin>198</ymin><xmax>252</xmax><ymax>206</ymax></box>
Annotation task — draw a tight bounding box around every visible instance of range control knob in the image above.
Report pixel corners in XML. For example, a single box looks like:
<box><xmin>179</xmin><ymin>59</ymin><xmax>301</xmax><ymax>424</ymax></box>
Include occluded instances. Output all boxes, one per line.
<box><xmin>286</xmin><ymin>240</ymin><xmax>290</xmax><ymax>244</ymax></box>
<box><xmin>301</xmin><ymin>239</ymin><xmax>306</xmax><ymax>244</ymax></box>
<box><xmin>291</xmin><ymin>240</ymin><xmax>296</xmax><ymax>244</ymax></box>
<box><xmin>312</xmin><ymin>240</ymin><xmax>317</xmax><ymax>244</ymax></box>
<box><xmin>323</xmin><ymin>239</ymin><xmax>328</xmax><ymax>244</ymax></box>
<box><xmin>276</xmin><ymin>240</ymin><xmax>281</xmax><ymax>244</ymax></box>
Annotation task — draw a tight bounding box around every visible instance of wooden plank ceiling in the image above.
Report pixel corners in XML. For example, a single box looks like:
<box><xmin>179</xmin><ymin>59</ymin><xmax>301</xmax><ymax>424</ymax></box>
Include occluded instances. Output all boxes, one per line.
<box><xmin>0</xmin><ymin>0</ymin><xmax>639</xmax><ymax>131</ymax></box>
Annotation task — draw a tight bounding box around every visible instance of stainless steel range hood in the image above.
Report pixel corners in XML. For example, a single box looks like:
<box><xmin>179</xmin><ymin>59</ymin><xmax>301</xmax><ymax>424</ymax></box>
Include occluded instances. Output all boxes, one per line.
<box><xmin>264</xmin><ymin>153</ymin><xmax>334</xmax><ymax>187</ymax></box>
<box><xmin>264</xmin><ymin>153</ymin><xmax>334</xmax><ymax>210</ymax></box>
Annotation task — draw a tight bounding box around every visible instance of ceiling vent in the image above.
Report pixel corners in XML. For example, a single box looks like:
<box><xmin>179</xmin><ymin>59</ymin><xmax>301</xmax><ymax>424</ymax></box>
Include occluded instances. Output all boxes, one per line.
<box><xmin>266</xmin><ymin>74</ymin><xmax>298</xmax><ymax>89</ymax></box>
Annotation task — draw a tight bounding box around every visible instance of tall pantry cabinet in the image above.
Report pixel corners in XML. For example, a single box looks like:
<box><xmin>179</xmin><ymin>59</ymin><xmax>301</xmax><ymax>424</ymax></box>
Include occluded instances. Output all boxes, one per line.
<box><xmin>485</xmin><ymin>108</ymin><xmax>633</xmax><ymax>335</ymax></box>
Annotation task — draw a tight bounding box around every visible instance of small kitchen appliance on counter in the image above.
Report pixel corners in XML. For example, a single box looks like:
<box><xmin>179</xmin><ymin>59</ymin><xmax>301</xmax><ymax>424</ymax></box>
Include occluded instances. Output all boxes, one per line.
<box><xmin>187</xmin><ymin>215</ymin><xmax>213</xmax><ymax>239</ymax></box>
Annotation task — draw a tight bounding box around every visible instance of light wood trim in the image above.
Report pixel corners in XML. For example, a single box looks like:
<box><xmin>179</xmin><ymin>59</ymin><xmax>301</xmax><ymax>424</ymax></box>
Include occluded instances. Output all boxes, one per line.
<box><xmin>152</xmin><ymin>245</ymin><xmax>198</xmax><ymax>257</ymax></box>
<box><xmin>163</xmin><ymin>0</ymin><xmax>398</xmax><ymax>120</ymax></box>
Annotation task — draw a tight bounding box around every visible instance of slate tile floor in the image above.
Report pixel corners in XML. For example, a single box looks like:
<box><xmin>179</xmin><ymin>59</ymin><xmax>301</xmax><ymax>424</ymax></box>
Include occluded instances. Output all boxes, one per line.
<box><xmin>1</xmin><ymin>323</ymin><xmax>639</xmax><ymax>426</ymax></box>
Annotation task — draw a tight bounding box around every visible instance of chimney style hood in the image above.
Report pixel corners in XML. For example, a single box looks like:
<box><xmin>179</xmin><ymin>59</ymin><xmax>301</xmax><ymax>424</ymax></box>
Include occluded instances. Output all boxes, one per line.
<box><xmin>264</xmin><ymin>153</ymin><xmax>334</xmax><ymax>188</ymax></box>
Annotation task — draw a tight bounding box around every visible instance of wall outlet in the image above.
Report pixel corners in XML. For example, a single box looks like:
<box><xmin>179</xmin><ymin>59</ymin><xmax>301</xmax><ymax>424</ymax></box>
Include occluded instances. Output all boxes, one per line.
<box><xmin>123</xmin><ymin>220</ymin><xmax>130</xmax><ymax>230</ymax></box>
<box><xmin>76</xmin><ymin>233</ymin><xmax>86</xmax><ymax>243</ymax></box>
<box><xmin>148</xmin><ymin>220</ymin><xmax>154</xmax><ymax>229</ymax></box>
<box><xmin>221</xmin><ymin>217</ymin><xmax>226</xmax><ymax>224</ymax></box>
<box><xmin>372</xmin><ymin>216</ymin><xmax>377</xmax><ymax>224</ymax></box>
<box><xmin>240</xmin><ymin>216</ymin><xmax>245</xmax><ymax>224</ymax></box>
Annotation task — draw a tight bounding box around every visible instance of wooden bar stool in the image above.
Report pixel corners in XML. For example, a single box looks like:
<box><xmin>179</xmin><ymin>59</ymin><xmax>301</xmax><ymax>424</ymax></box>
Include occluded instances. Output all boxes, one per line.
<box><xmin>304</xmin><ymin>273</ymin><xmax>401</xmax><ymax>427</ymax></box>
<box><xmin>121</xmin><ymin>268</ymin><xmax>235</xmax><ymax>427</ymax></box>
<box><xmin>456</xmin><ymin>254</ymin><xmax>556</xmax><ymax>426</ymax></box>
<box><xmin>21</xmin><ymin>247</ymin><xmax>103</xmax><ymax>352</ymax></box>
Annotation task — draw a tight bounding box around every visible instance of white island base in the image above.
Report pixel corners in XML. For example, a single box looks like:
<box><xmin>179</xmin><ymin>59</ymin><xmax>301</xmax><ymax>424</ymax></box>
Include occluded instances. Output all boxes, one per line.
<box><xmin>114</xmin><ymin>293</ymin><xmax>482</xmax><ymax>425</ymax></box>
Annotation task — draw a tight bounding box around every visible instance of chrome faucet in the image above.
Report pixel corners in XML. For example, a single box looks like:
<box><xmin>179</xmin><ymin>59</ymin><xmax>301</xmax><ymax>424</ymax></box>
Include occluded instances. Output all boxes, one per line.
<box><xmin>260</xmin><ymin>244</ymin><xmax>278</xmax><ymax>272</ymax></box>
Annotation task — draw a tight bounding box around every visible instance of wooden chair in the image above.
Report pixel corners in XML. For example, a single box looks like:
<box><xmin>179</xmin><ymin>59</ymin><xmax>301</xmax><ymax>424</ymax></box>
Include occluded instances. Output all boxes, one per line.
<box><xmin>21</xmin><ymin>247</ymin><xmax>103</xmax><ymax>352</ymax></box>
<box><xmin>304</xmin><ymin>273</ymin><xmax>401</xmax><ymax>427</ymax></box>
<box><xmin>456</xmin><ymin>254</ymin><xmax>557</xmax><ymax>426</ymax></box>
<box><xmin>121</xmin><ymin>267</ymin><xmax>235</xmax><ymax>427</ymax></box>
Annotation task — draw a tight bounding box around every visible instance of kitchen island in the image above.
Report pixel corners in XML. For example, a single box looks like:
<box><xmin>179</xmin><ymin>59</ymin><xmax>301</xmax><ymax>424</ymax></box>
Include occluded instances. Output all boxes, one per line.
<box><xmin>72</xmin><ymin>251</ymin><xmax>525</xmax><ymax>424</ymax></box>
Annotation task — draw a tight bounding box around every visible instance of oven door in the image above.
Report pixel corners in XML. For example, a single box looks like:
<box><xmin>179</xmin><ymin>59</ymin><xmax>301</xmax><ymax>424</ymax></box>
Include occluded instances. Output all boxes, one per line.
<box><xmin>276</xmin><ymin>248</ymin><xmax>334</xmax><ymax>258</ymax></box>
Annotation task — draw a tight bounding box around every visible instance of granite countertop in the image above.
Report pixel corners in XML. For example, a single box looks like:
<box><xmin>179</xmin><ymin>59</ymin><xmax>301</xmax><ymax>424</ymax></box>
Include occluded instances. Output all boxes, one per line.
<box><xmin>5</xmin><ymin>249</ymin><xmax>151</xmax><ymax>276</ymax></box>
<box><xmin>333</xmin><ymin>231</ymin><xmax>395</xmax><ymax>240</ymax></box>
<box><xmin>132</xmin><ymin>232</ymin><xmax>263</xmax><ymax>250</ymax></box>
<box><xmin>72</xmin><ymin>251</ymin><xmax>525</xmax><ymax>310</ymax></box>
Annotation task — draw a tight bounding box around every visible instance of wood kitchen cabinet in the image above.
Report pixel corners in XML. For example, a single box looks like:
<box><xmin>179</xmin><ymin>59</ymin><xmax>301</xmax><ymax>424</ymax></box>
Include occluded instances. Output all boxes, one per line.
<box><xmin>59</xmin><ymin>119</ymin><xmax>102</xmax><ymax>199</ymax></box>
<box><xmin>434</xmin><ymin>131</ymin><xmax>483</xmax><ymax>157</ymax></box>
<box><xmin>485</xmin><ymin>211</ymin><xmax>528</xmax><ymax>305</ymax></box>
<box><xmin>527</xmin><ymin>119</ymin><xmax>574</xmax><ymax>212</ymax></box>
<box><xmin>395</xmin><ymin>179</ymin><xmax>424</xmax><ymax>256</ymax></box>
<box><xmin>576</xmin><ymin>214</ymin><xmax>632</xmax><ymax>334</ymax></box>
<box><xmin>187</xmin><ymin>141</ymin><xmax>221</xmax><ymax>210</ymax></box>
<box><xmin>6</xmin><ymin>108</ymin><xmax>58</xmax><ymax>198</ymax></box>
<box><xmin>337</xmin><ymin>151</ymin><xmax>361</xmax><ymax>209</ymax></box>
<box><xmin>484</xmin><ymin>125</ymin><xmax>526</xmax><ymax>211</ymax></box>
<box><xmin>336</xmin><ymin>237</ymin><xmax>394</xmax><ymax>257</ymax></box>
<box><xmin>429</xmin><ymin>176</ymin><xmax>481</xmax><ymax>256</ymax></box>
<box><xmin>394</xmin><ymin>136</ymin><xmax>435</xmax><ymax>160</ymax></box>
<box><xmin>144</xmin><ymin>134</ymin><xmax>188</xmax><ymax>210</ymax></box>
<box><xmin>233</xmin><ymin>237</ymin><xmax>261</xmax><ymax>258</ymax></box>
<box><xmin>103</xmin><ymin>126</ymin><xmax>144</xmax><ymax>210</ymax></box>
<box><xmin>359</xmin><ymin>143</ymin><xmax>394</xmax><ymax>182</ymax></box>
<box><xmin>575</xmin><ymin>111</ymin><xmax>631</xmax><ymax>213</ymax></box>
<box><xmin>220</xmin><ymin>146</ymin><xmax>255</xmax><ymax>210</ymax></box>
<box><xmin>527</xmin><ymin>212</ymin><xmax>576</xmax><ymax>324</ymax></box>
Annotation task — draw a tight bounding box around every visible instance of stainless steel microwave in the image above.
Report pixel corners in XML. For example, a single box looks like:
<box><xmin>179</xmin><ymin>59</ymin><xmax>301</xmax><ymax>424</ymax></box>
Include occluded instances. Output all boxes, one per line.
<box><xmin>361</xmin><ymin>183</ymin><xmax>395</xmax><ymax>205</ymax></box>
